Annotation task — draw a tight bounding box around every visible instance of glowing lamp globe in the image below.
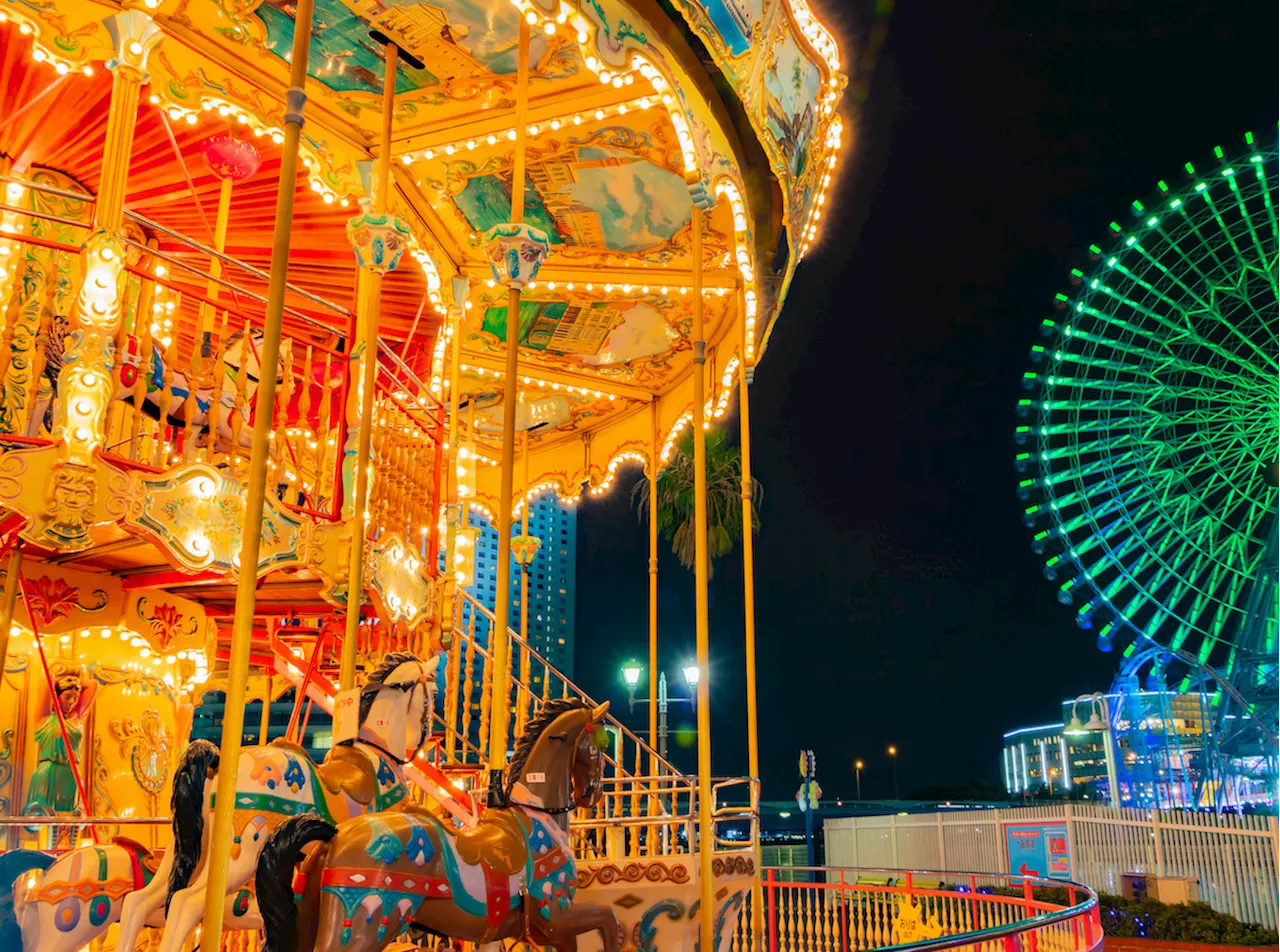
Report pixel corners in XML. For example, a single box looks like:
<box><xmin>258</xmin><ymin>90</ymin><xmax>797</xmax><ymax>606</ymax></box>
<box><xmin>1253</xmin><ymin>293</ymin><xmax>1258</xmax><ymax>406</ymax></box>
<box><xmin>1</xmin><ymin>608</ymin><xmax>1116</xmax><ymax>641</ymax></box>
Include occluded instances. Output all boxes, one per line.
<box><xmin>621</xmin><ymin>660</ymin><xmax>642</xmax><ymax>687</ymax></box>
<box><xmin>200</xmin><ymin>135</ymin><xmax>261</xmax><ymax>181</ymax></box>
<box><xmin>682</xmin><ymin>663</ymin><xmax>700</xmax><ymax>687</ymax></box>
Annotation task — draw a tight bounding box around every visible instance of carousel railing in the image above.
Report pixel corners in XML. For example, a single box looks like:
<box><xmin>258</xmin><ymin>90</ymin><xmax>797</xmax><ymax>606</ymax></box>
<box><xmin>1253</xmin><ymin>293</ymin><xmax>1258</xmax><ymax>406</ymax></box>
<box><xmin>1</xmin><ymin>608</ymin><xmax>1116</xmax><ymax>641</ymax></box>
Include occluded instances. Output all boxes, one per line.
<box><xmin>727</xmin><ymin>867</ymin><xmax>1103</xmax><ymax>952</ymax></box>
<box><xmin>442</xmin><ymin>589</ymin><xmax>684</xmax><ymax>787</ymax></box>
<box><xmin>0</xmin><ymin>175</ymin><xmax>446</xmax><ymax>535</ymax></box>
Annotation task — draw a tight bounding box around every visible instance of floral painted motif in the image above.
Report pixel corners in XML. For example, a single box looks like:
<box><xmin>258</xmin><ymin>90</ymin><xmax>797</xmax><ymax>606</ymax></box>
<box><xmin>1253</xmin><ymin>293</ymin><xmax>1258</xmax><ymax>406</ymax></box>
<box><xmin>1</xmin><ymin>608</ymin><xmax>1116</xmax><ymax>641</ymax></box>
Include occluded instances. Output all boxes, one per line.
<box><xmin>19</xmin><ymin>575</ymin><xmax>108</xmax><ymax>626</ymax></box>
<box><xmin>136</xmin><ymin>597</ymin><xmax>199</xmax><ymax>650</ymax></box>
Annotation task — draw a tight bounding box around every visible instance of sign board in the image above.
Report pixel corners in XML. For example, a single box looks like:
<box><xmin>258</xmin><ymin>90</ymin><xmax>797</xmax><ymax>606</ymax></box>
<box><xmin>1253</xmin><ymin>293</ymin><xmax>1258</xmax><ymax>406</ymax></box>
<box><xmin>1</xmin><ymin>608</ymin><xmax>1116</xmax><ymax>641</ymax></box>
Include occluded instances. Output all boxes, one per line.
<box><xmin>333</xmin><ymin>688</ymin><xmax>360</xmax><ymax>744</ymax></box>
<box><xmin>1004</xmin><ymin>821</ymin><xmax>1071</xmax><ymax>881</ymax></box>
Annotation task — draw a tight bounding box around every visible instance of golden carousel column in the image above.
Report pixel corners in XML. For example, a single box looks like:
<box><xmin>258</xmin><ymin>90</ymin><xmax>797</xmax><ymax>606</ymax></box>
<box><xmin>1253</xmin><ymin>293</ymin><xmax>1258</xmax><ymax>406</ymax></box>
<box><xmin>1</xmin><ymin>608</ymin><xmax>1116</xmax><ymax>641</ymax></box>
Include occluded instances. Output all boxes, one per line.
<box><xmin>482</xmin><ymin>16</ymin><xmax>549</xmax><ymax>781</ymax></box>
<box><xmin>199</xmin><ymin>0</ymin><xmax>316</xmax><ymax>945</ymax></box>
<box><xmin>441</xmin><ymin>277</ymin><xmax>468</xmax><ymax>762</ymax></box>
<box><xmin>510</xmin><ymin>433</ymin><xmax>540</xmax><ymax>737</ymax></box>
<box><xmin>689</xmin><ymin>199</ymin><xmax>717</xmax><ymax>952</ymax></box>
<box><xmin>49</xmin><ymin>13</ymin><xmax>162</xmax><ymax>547</ymax></box>
<box><xmin>738</xmin><ymin>283</ymin><xmax>765</xmax><ymax>949</ymax></box>
<box><xmin>648</xmin><ymin>402</ymin><xmax>660</xmax><ymax>766</ymax></box>
<box><xmin>339</xmin><ymin>38</ymin><xmax>414</xmax><ymax>690</ymax></box>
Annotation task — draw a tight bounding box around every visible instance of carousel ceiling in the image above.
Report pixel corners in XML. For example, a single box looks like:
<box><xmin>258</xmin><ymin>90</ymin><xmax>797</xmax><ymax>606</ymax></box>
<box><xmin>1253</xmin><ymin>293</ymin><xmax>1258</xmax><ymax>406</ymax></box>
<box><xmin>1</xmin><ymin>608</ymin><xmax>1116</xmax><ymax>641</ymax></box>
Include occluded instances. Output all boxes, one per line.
<box><xmin>0</xmin><ymin>0</ymin><xmax>846</xmax><ymax>497</ymax></box>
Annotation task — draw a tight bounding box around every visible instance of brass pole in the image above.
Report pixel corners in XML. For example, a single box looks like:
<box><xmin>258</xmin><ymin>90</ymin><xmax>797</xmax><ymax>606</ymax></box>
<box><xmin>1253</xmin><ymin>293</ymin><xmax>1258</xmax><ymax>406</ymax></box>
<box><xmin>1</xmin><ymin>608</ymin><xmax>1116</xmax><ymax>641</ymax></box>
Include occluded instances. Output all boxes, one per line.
<box><xmin>198</xmin><ymin>0</ymin><xmax>315</xmax><ymax>944</ymax></box>
<box><xmin>690</xmin><ymin>203</ymin><xmax>716</xmax><ymax>952</ymax></box>
<box><xmin>0</xmin><ymin>546</ymin><xmax>22</xmax><ymax>678</ymax></box>
<box><xmin>339</xmin><ymin>42</ymin><xmax>398</xmax><ymax>691</ymax></box>
<box><xmin>648</xmin><ymin>401</ymin><xmax>659</xmax><ymax>769</ymax></box>
<box><xmin>519</xmin><ymin>429</ymin><xmax>530</xmax><ymax>644</ymax></box>
<box><xmin>738</xmin><ymin>283</ymin><xmax>765</xmax><ymax>945</ymax></box>
<box><xmin>441</xmin><ymin>286</ymin><xmax>465</xmax><ymax>639</ymax></box>
<box><xmin>486</xmin><ymin>18</ymin><xmax>531</xmax><ymax>772</ymax></box>
<box><xmin>196</xmin><ymin>177</ymin><xmax>233</xmax><ymax>343</ymax></box>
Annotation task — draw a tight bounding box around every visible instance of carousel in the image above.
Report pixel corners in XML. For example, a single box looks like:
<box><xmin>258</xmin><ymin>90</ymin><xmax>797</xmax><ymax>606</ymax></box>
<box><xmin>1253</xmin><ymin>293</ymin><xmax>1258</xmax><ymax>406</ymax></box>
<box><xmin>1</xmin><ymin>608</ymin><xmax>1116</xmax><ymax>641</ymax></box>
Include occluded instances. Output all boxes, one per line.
<box><xmin>0</xmin><ymin>0</ymin><xmax>848</xmax><ymax>945</ymax></box>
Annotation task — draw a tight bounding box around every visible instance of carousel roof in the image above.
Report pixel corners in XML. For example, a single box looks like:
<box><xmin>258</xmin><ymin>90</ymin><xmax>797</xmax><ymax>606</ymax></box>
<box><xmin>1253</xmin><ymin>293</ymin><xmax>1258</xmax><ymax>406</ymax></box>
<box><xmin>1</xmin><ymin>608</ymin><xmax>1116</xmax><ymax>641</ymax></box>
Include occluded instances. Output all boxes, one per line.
<box><xmin>0</xmin><ymin>0</ymin><xmax>848</xmax><ymax>509</ymax></box>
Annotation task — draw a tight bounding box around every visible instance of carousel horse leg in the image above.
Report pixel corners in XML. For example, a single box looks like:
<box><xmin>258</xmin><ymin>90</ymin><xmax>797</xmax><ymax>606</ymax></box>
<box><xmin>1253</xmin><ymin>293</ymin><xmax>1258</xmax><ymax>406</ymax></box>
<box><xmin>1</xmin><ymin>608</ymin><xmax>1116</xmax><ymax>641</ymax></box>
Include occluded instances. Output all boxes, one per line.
<box><xmin>157</xmin><ymin>844</ymin><xmax>257</xmax><ymax>952</ymax></box>
<box><xmin>115</xmin><ymin>840</ymin><xmax>178</xmax><ymax>950</ymax></box>
<box><xmin>536</xmin><ymin>903</ymin><xmax>623</xmax><ymax>952</ymax></box>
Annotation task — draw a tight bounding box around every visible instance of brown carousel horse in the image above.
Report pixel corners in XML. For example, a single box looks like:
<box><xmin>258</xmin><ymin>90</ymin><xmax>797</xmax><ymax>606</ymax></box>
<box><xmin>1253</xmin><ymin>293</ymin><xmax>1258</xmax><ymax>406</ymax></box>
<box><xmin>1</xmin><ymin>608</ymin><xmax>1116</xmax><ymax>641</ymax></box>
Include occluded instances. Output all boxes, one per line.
<box><xmin>256</xmin><ymin>698</ymin><xmax>621</xmax><ymax>952</ymax></box>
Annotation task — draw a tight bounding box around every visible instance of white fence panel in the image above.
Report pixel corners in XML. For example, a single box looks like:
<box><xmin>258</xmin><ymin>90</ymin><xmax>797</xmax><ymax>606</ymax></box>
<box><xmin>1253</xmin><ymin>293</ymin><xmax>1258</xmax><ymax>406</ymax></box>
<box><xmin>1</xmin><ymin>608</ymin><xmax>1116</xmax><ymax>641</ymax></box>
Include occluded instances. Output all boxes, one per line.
<box><xmin>824</xmin><ymin>805</ymin><xmax>1278</xmax><ymax>929</ymax></box>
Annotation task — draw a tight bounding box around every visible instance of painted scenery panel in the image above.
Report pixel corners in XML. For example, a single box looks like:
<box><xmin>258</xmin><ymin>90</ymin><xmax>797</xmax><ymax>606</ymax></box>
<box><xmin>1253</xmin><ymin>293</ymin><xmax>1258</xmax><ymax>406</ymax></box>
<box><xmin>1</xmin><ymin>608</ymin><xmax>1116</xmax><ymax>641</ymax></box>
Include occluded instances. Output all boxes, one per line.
<box><xmin>763</xmin><ymin>32</ymin><xmax>821</xmax><ymax>178</ymax></box>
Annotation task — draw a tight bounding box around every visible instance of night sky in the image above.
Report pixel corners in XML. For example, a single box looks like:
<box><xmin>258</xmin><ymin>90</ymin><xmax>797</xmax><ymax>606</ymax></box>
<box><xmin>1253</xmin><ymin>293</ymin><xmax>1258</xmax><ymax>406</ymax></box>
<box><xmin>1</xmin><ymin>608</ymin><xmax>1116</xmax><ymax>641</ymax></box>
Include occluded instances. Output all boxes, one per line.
<box><xmin>573</xmin><ymin>0</ymin><xmax>1277</xmax><ymax>802</ymax></box>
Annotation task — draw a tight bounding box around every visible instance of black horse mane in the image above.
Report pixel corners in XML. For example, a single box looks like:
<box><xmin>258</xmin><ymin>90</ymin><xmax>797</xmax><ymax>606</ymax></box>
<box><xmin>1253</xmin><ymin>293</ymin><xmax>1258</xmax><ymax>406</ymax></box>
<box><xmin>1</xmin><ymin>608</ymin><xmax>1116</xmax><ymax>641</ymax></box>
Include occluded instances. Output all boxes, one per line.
<box><xmin>357</xmin><ymin>651</ymin><xmax>424</xmax><ymax>728</ymax></box>
<box><xmin>505</xmin><ymin>697</ymin><xmax>590</xmax><ymax>798</ymax></box>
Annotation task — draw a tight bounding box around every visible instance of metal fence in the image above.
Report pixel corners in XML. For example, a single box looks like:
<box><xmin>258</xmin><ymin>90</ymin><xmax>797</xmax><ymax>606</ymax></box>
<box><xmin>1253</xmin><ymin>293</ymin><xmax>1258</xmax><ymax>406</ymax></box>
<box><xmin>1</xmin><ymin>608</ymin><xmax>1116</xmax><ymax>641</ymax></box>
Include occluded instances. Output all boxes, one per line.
<box><xmin>824</xmin><ymin>804</ymin><xmax>1278</xmax><ymax>929</ymax></box>
<box><xmin>729</xmin><ymin>867</ymin><xmax>1102</xmax><ymax>952</ymax></box>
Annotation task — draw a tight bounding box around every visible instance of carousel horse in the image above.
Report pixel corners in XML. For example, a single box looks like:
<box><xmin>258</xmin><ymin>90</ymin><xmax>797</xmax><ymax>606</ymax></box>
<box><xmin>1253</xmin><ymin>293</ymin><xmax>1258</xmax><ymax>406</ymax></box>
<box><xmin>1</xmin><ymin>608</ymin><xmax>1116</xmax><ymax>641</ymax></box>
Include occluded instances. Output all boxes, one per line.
<box><xmin>115</xmin><ymin>651</ymin><xmax>436</xmax><ymax>952</ymax></box>
<box><xmin>28</xmin><ymin>327</ymin><xmax>293</xmax><ymax>445</ymax></box>
<box><xmin>11</xmin><ymin>838</ymin><xmax>263</xmax><ymax>952</ymax></box>
<box><xmin>256</xmin><ymin>697</ymin><xmax>622</xmax><ymax>952</ymax></box>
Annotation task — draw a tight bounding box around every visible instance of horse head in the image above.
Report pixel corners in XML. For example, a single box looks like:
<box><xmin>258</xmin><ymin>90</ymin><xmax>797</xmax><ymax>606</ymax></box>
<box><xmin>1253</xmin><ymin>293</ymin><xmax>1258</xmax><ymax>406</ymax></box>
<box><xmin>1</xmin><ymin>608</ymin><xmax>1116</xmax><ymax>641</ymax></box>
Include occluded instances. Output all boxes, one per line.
<box><xmin>505</xmin><ymin>698</ymin><xmax>610</xmax><ymax>818</ymax></box>
<box><xmin>358</xmin><ymin>651</ymin><xmax>436</xmax><ymax>758</ymax></box>
<box><xmin>223</xmin><ymin>329</ymin><xmax>294</xmax><ymax>392</ymax></box>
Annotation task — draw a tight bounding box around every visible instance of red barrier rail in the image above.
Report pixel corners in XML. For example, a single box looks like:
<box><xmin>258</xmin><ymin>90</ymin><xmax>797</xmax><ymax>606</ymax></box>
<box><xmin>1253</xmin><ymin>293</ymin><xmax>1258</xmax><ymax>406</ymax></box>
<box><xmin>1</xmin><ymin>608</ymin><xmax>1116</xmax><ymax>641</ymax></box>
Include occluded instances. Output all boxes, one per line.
<box><xmin>739</xmin><ymin>867</ymin><xmax>1102</xmax><ymax>952</ymax></box>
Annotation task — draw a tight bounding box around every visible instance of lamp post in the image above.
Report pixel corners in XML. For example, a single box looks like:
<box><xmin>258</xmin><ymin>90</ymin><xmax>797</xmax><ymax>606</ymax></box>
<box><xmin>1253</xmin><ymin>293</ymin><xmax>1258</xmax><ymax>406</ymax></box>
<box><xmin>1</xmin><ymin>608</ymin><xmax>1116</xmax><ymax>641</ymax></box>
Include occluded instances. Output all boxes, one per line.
<box><xmin>887</xmin><ymin>745</ymin><xmax>899</xmax><ymax>800</ymax></box>
<box><xmin>620</xmin><ymin>662</ymin><xmax>697</xmax><ymax>759</ymax></box>
<box><xmin>1068</xmin><ymin>693</ymin><xmax>1119</xmax><ymax>805</ymax></box>
<box><xmin>855</xmin><ymin>759</ymin><xmax>864</xmax><ymax>801</ymax></box>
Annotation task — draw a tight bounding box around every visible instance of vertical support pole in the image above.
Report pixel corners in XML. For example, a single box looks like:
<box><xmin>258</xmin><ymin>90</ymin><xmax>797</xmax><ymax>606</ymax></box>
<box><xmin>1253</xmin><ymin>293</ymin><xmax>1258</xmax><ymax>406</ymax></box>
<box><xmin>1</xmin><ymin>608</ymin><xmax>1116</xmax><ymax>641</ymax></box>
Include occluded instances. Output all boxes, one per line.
<box><xmin>648</xmin><ymin>400</ymin><xmax>659</xmax><ymax>768</ymax></box>
<box><xmin>199</xmin><ymin>0</ymin><xmax>315</xmax><ymax>945</ymax></box>
<box><xmin>738</xmin><ymin>282</ymin><xmax>764</xmax><ymax>945</ymax></box>
<box><xmin>196</xmin><ymin>177</ymin><xmax>234</xmax><ymax>344</ymax></box>
<box><xmin>937</xmin><ymin>813</ymin><xmax>947</xmax><ymax>871</ymax></box>
<box><xmin>691</xmin><ymin>202</ymin><xmax>716</xmax><ymax>952</ymax></box>
<box><xmin>0</xmin><ymin>545</ymin><xmax>22</xmax><ymax>677</ymax></box>
<box><xmin>487</xmin><ymin>18</ymin><xmax>532</xmax><ymax>774</ymax></box>
<box><xmin>54</xmin><ymin>31</ymin><xmax>152</xmax><ymax>468</ymax></box>
<box><xmin>440</xmin><ymin>280</ymin><xmax>467</xmax><ymax>643</ymax></box>
<box><xmin>339</xmin><ymin>41</ymin><xmax>398</xmax><ymax>691</ymax></box>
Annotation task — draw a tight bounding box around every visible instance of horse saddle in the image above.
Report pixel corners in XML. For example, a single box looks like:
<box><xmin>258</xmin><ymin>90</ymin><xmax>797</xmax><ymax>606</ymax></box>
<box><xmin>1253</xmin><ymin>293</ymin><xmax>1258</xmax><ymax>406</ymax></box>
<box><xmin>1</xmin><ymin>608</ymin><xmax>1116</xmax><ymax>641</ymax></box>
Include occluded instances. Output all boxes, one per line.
<box><xmin>455</xmin><ymin>808</ymin><xmax>531</xmax><ymax>877</ymax></box>
<box><xmin>270</xmin><ymin>738</ymin><xmax>377</xmax><ymax>807</ymax></box>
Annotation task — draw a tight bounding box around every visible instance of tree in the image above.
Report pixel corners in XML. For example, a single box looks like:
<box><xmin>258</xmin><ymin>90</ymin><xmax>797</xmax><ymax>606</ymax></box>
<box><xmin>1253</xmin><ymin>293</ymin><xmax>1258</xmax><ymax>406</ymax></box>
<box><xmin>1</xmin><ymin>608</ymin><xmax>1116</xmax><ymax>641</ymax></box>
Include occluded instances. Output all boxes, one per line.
<box><xmin>632</xmin><ymin>427</ymin><xmax>761</xmax><ymax>577</ymax></box>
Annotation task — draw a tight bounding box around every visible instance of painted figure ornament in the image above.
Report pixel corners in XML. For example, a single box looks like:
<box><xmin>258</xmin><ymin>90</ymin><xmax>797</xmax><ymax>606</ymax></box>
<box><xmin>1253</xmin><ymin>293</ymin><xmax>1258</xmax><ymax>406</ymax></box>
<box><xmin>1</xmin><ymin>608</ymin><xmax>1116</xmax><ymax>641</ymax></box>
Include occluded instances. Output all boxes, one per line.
<box><xmin>22</xmin><ymin>663</ymin><xmax>96</xmax><ymax>846</ymax></box>
<box><xmin>255</xmin><ymin>698</ymin><xmax>621</xmax><ymax>952</ymax></box>
<box><xmin>113</xmin><ymin>652</ymin><xmax>437</xmax><ymax>952</ymax></box>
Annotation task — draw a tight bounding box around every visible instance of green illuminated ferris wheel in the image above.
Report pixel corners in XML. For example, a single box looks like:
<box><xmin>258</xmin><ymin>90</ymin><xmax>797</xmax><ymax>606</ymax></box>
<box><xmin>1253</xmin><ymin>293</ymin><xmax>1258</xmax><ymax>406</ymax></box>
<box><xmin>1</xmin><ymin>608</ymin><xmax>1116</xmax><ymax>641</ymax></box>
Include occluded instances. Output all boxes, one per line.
<box><xmin>1016</xmin><ymin>132</ymin><xmax>1278</xmax><ymax>755</ymax></box>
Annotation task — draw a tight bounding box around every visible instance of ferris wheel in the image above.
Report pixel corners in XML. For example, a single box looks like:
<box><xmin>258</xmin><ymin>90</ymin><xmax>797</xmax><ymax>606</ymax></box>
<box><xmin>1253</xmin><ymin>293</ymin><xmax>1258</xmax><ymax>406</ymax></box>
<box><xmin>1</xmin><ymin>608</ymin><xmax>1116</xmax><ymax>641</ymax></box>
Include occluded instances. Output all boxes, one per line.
<box><xmin>1016</xmin><ymin>132</ymin><xmax>1278</xmax><ymax>775</ymax></box>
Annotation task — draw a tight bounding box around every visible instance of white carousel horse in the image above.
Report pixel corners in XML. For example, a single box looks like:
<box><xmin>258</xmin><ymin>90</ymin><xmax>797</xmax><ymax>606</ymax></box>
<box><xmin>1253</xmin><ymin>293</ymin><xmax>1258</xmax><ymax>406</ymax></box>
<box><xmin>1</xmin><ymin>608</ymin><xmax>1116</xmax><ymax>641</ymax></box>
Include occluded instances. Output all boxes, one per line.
<box><xmin>115</xmin><ymin>652</ymin><xmax>436</xmax><ymax>952</ymax></box>
<box><xmin>12</xmin><ymin>838</ymin><xmax>262</xmax><ymax>952</ymax></box>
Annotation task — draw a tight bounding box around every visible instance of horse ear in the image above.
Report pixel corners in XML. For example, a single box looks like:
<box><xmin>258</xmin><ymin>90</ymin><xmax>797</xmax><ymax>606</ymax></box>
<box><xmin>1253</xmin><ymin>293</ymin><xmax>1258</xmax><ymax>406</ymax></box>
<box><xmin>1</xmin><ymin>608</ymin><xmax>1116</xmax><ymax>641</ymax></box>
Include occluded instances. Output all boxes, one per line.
<box><xmin>591</xmin><ymin>701</ymin><xmax>610</xmax><ymax>721</ymax></box>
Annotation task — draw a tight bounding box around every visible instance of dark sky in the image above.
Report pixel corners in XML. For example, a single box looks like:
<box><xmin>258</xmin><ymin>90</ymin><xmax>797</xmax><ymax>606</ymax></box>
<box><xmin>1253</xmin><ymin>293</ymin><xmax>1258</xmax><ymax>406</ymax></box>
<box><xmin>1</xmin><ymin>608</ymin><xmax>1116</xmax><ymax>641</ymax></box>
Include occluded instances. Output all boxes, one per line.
<box><xmin>573</xmin><ymin>0</ymin><xmax>1277</xmax><ymax>802</ymax></box>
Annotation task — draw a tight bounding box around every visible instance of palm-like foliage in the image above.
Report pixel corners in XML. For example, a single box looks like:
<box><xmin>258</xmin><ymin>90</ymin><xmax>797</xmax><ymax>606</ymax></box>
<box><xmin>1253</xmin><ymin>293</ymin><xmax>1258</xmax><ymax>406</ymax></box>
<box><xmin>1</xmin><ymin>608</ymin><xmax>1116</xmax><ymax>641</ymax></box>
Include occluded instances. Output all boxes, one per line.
<box><xmin>632</xmin><ymin>428</ymin><xmax>762</xmax><ymax>576</ymax></box>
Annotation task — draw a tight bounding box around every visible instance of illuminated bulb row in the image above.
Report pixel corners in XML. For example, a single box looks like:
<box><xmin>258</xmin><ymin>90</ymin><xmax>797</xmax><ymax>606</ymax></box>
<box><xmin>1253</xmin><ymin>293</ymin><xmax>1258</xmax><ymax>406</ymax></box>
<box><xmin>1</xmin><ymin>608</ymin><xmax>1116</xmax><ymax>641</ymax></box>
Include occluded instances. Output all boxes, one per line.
<box><xmin>659</xmin><ymin>358</ymin><xmax>740</xmax><ymax>463</ymax></box>
<box><xmin>411</xmin><ymin>248</ymin><xmax>443</xmax><ymax>306</ymax></box>
<box><xmin>799</xmin><ymin>119</ymin><xmax>842</xmax><ymax>259</ymax></box>
<box><xmin>462</xmin><ymin>363</ymin><xmax>620</xmax><ymax>401</ymax></box>
<box><xmin>588</xmin><ymin>450</ymin><xmax>647</xmax><ymax>496</ymax></box>
<box><xmin>713</xmin><ymin>179</ymin><xmax>760</xmax><ymax>359</ymax></box>
<box><xmin>514</xmin><ymin>480</ymin><xmax>577</xmax><ymax>515</ymax></box>
<box><xmin>484</xmin><ymin>277</ymin><xmax>730</xmax><ymax>298</ymax></box>
<box><xmin>5</xmin><ymin>14</ymin><xmax>96</xmax><ymax>76</ymax></box>
<box><xmin>0</xmin><ymin>181</ymin><xmax>25</xmax><ymax>307</ymax></box>
<box><xmin>787</xmin><ymin>0</ymin><xmax>842</xmax><ymax>73</ymax></box>
<box><xmin>429</xmin><ymin>323</ymin><xmax>451</xmax><ymax>398</ymax></box>
<box><xmin>146</xmin><ymin>94</ymin><xmax>347</xmax><ymax>206</ymax></box>
<box><xmin>400</xmin><ymin>98</ymin><xmax>653</xmax><ymax>166</ymax></box>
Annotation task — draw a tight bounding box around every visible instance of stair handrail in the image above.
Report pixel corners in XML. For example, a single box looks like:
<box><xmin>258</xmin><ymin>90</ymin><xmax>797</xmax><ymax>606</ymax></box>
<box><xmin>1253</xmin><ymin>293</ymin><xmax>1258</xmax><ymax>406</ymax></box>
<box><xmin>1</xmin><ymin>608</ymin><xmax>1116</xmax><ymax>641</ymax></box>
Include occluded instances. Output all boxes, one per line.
<box><xmin>456</xmin><ymin>589</ymin><xmax>685</xmax><ymax>779</ymax></box>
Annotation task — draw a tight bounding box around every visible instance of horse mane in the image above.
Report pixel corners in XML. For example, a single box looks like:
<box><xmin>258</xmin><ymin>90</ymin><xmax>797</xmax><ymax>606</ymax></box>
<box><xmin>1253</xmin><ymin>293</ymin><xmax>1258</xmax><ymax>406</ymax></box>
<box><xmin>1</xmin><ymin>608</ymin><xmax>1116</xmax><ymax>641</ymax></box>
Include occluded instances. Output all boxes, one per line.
<box><xmin>357</xmin><ymin>652</ymin><xmax>423</xmax><ymax>727</ymax></box>
<box><xmin>504</xmin><ymin>697</ymin><xmax>590</xmax><ymax>798</ymax></box>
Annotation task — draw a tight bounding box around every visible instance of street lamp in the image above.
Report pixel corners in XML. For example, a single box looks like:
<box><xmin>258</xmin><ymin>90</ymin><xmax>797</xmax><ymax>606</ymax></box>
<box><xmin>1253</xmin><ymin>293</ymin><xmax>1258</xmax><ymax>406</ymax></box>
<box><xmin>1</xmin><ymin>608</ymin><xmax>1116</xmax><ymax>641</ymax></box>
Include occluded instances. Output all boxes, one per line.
<box><xmin>617</xmin><ymin>661</ymin><xmax>698</xmax><ymax>758</ymax></box>
<box><xmin>621</xmin><ymin>660</ymin><xmax>643</xmax><ymax>711</ymax></box>
<box><xmin>887</xmin><ymin>745</ymin><xmax>899</xmax><ymax>800</ymax></box>
<box><xmin>855</xmin><ymin>760</ymin><xmax>864</xmax><ymax>801</ymax></box>
<box><xmin>1067</xmin><ymin>693</ymin><xmax>1119</xmax><ymax>805</ymax></box>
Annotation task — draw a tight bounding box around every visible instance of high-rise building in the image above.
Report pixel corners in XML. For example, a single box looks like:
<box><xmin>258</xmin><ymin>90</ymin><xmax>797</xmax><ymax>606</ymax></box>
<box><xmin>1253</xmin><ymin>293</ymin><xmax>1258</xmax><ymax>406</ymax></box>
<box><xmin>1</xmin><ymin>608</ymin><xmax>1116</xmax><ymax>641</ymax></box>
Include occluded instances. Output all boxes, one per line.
<box><xmin>462</xmin><ymin>492</ymin><xmax>577</xmax><ymax>676</ymax></box>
